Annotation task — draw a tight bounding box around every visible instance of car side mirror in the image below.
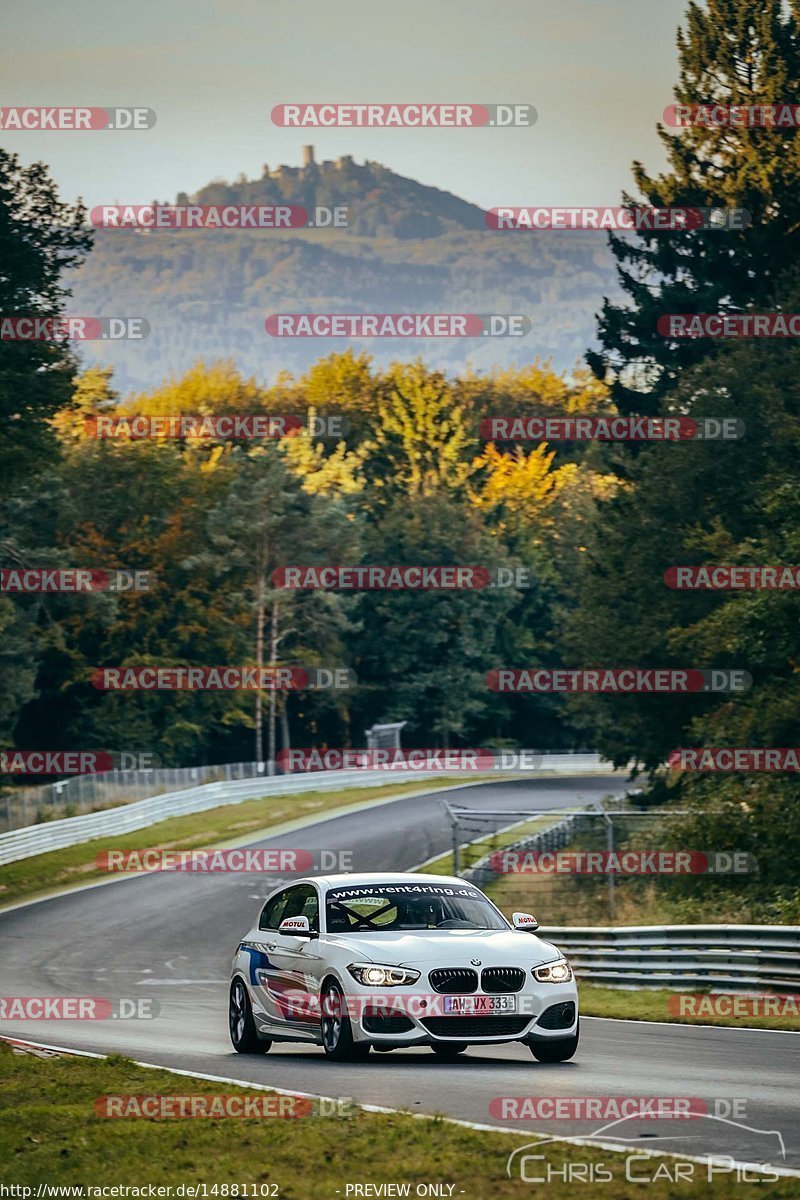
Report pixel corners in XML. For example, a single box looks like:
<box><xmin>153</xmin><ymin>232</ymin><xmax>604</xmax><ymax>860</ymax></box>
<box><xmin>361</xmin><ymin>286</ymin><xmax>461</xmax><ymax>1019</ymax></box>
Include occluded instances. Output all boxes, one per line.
<box><xmin>512</xmin><ymin>911</ymin><xmax>539</xmax><ymax>932</ymax></box>
<box><xmin>279</xmin><ymin>915</ymin><xmax>315</xmax><ymax>937</ymax></box>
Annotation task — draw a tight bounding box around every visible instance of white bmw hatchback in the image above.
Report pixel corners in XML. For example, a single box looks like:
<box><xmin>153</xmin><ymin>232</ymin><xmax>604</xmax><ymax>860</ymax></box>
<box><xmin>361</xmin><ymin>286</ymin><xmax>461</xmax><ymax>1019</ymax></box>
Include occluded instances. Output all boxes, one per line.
<box><xmin>229</xmin><ymin>872</ymin><xmax>579</xmax><ymax>1062</ymax></box>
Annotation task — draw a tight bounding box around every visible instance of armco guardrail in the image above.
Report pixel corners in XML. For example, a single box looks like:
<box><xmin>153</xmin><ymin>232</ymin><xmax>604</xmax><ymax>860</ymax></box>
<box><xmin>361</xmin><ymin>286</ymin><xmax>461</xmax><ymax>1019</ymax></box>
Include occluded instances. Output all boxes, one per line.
<box><xmin>0</xmin><ymin>770</ymin><xmax>427</xmax><ymax>867</ymax></box>
<box><xmin>0</xmin><ymin>753</ymin><xmax>611</xmax><ymax>866</ymax></box>
<box><xmin>0</xmin><ymin>749</ymin><xmax>611</xmax><ymax>833</ymax></box>
<box><xmin>537</xmin><ymin>924</ymin><xmax>800</xmax><ymax>991</ymax></box>
<box><xmin>1</xmin><ymin>761</ymin><xmax>274</xmax><ymax>833</ymax></box>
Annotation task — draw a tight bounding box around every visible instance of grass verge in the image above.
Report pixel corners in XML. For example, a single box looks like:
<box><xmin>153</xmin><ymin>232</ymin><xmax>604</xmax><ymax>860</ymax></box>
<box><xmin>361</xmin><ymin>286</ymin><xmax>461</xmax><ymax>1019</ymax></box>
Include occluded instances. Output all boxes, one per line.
<box><xmin>0</xmin><ymin>778</ymin><xmax>467</xmax><ymax>909</ymax></box>
<box><xmin>579</xmin><ymin>983</ymin><xmax>800</xmax><ymax>1032</ymax></box>
<box><xmin>0</xmin><ymin>1041</ymin><xmax>793</xmax><ymax>1197</ymax></box>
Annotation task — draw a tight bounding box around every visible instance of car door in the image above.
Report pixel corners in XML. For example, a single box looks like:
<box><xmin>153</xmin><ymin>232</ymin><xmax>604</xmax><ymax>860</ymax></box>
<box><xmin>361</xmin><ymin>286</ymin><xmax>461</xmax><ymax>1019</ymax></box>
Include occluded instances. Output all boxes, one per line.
<box><xmin>257</xmin><ymin>883</ymin><xmax>323</xmax><ymax>1034</ymax></box>
<box><xmin>241</xmin><ymin>885</ymin><xmax>292</xmax><ymax>1031</ymax></box>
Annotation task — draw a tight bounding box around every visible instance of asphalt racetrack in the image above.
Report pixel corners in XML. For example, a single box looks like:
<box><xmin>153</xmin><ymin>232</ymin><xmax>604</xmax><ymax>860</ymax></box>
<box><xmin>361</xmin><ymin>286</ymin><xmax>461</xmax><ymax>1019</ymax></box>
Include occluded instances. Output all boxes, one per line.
<box><xmin>1</xmin><ymin>775</ymin><xmax>797</xmax><ymax>1174</ymax></box>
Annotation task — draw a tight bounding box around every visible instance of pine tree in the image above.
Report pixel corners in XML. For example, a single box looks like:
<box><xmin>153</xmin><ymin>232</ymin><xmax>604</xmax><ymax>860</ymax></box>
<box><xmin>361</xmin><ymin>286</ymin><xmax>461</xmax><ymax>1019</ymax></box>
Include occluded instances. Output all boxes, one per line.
<box><xmin>0</xmin><ymin>150</ymin><xmax>91</xmax><ymax>481</ymax></box>
<box><xmin>588</xmin><ymin>0</ymin><xmax>800</xmax><ymax>414</ymax></box>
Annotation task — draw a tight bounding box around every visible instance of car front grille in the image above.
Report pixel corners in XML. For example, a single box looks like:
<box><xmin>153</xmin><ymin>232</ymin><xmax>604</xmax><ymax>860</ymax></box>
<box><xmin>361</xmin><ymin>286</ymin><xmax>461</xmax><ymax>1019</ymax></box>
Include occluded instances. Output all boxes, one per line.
<box><xmin>428</xmin><ymin>968</ymin><xmax>478</xmax><ymax>994</ymax></box>
<box><xmin>422</xmin><ymin>1016</ymin><xmax>530</xmax><ymax>1038</ymax></box>
<box><xmin>481</xmin><ymin>967</ymin><xmax>526</xmax><ymax>993</ymax></box>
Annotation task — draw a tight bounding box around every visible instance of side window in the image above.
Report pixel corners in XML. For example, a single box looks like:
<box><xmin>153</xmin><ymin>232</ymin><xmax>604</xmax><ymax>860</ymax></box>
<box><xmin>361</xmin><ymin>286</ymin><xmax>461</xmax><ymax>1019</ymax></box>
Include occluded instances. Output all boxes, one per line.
<box><xmin>259</xmin><ymin>888</ymin><xmax>291</xmax><ymax>930</ymax></box>
<box><xmin>281</xmin><ymin>884</ymin><xmax>319</xmax><ymax>932</ymax></box>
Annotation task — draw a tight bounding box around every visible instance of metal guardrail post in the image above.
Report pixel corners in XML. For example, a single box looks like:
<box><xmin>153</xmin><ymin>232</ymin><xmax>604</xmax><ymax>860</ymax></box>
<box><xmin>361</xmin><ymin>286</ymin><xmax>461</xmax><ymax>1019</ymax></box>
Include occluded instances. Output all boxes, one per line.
<box><xmin>453</xmin><ymin>817</ymin><xmax>460</xmax><ymax>877</ymax></box>
<box><xmin>441</xmin><ymin>800</ymin><xmax>461</xmax><ymax>876</ymax></box>
<box><xmin>588</xmin><ymin>798</ymin><xmax>615</xmax><ymax>921</ymax></box>
<box><xmin>606</xmin><ymin>807</ymin><xmax>615</xmax><ymax>921</ymax></box>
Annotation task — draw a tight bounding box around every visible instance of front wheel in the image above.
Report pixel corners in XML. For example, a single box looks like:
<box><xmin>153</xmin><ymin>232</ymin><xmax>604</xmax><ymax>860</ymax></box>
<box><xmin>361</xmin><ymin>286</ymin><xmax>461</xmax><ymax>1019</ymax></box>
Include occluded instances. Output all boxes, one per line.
<box><xmin>229</xmin><ymin>978</ymin><xmax>271</xmax><ymax>1054</ymax></box>
<box><xmin>529</xmin><ymin>1020</ymin><xmax>579</xmax><ymax>1063</ymax></box>
<box><xmin>320</xmin><ymin>981</ymin><xmax>370</xmax><ymax>1061</ymax></box>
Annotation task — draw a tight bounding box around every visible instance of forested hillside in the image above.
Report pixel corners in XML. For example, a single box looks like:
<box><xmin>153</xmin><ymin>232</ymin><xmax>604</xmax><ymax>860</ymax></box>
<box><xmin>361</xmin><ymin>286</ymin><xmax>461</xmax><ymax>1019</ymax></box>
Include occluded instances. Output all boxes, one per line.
<box><xmin>71</xmin><ymin>155</ymin><xmax>620</xmax><ymax>389</ymax></box>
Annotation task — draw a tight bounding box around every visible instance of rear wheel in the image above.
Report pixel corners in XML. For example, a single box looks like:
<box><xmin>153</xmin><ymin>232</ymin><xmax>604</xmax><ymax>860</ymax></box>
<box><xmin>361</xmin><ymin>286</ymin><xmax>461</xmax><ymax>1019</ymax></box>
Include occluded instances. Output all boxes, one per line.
<box><xmin>529</xmin><ymin>1021</ymin><xmax>579</xmax><ymax>1063</ymax></box>
<box><xmin>320</xmin><ymin>980</ymin><xmax>370</xmax><ymax>1061</ymax></box>
<box><xmin>431</xmin><ymin>1042</ymin><xmax>468</xmax><ymax>1058</ymax></box>
<box><xmin>229</xmin><ymin>978</ymin><xmax>271</xmax><ymax>1054</ymax></box>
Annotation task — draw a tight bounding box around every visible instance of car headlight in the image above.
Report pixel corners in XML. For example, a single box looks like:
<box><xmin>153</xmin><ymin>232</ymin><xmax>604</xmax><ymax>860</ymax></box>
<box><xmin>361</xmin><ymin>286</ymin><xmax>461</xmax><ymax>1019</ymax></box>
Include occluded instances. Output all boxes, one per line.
<box><xmin>533</xmin><ymin>958</ymin><xmax>573</xmax><ymax>983</ymax></box>
<box><xmin>347</xmin><ymin>963</ymin><xmax>421</xmax><ymax>987</ymax></box>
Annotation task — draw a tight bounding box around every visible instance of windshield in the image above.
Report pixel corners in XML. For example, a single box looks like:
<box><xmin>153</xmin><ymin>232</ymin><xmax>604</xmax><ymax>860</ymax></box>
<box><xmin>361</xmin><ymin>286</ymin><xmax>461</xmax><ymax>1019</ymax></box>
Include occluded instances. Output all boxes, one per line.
<box><xmin>325</xmin><ymin>882</ymin><xmax>508</xmax><ymax>933</ymax></box>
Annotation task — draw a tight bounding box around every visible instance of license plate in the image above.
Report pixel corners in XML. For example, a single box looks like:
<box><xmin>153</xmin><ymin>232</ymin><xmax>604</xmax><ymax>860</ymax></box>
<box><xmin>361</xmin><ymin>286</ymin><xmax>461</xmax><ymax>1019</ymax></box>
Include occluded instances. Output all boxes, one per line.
<box><xmin>443</xmin><ymin>994</ymin><xmax>517</xmax><ymax>1015</ymax></box>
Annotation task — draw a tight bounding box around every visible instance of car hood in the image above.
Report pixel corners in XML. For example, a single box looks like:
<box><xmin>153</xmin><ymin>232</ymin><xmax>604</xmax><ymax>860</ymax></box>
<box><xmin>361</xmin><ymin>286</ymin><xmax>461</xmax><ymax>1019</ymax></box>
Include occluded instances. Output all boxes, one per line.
<box><xmin>324</xmin><ymin>928</ymin><xmax>562</xmax><ymax>967</ymax></box>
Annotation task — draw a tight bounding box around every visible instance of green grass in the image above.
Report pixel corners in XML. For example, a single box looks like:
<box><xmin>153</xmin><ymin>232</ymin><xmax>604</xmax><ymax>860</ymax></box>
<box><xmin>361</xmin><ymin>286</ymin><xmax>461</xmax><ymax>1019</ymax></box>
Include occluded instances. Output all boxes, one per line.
<box><xmin>0</xmin><ymin>1042</ymin><xmax>792</xmax><ymax>1197</ymax></box>
<box><xmin>579</xmin><ymin>983</ymin><xmax>800</xmax><ymax>1031</ymax></box>
<box><xmin>0</xmin><ymin>777</ymin><xmax>467</xmax><ymax>909</ymax></box>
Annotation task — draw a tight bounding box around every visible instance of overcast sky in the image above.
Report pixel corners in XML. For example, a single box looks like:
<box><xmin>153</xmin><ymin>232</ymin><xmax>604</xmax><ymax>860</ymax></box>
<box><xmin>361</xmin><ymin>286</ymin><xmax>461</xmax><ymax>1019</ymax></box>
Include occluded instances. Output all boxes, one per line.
<box><xmin>3</xmin><ymin>0</ymin><xmax>690</xmax><ymax>210</ymax></box>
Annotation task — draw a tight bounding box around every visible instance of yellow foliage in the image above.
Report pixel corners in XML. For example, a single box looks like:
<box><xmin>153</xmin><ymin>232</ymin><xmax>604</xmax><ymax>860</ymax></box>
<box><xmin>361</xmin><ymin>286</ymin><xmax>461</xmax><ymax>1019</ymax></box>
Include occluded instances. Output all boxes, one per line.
<box><xmin>455</xmin><ymin>357</ymin><xmax>614</xmax><ymax>416</ymax></box>
<box><xmin>281</xmin><ymin>410</ymin><xmax>364</xmax><ymax>496</ymax></box>
<box><xmin>470</xmin><ymin>443</ymin><xmax>621</xmax><ymax>543</ymax></box>
<box><xmin>471</xmin><ymin>443</ymin><xmax>559</xmax><ymax>514</ymax></box>
<box><xmin>128</xmin><ymin>359</ymin><xmax>265</xmax><ymax>415</ymax></box>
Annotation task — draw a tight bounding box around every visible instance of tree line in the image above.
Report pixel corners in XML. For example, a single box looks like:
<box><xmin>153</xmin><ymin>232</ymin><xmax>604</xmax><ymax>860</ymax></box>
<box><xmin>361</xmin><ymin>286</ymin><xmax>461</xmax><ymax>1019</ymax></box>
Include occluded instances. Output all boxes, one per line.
<box><xmin>3</xmin><ymin>0</ymin><xmax>800</xmax><ymax>917</ymax></box>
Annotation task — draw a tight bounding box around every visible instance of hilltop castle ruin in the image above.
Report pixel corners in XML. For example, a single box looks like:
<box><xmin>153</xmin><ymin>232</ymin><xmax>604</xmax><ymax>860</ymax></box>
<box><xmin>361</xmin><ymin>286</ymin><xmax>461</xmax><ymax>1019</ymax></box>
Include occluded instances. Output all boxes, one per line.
<box><xmin>261</xmin><ymin>146</ymin><xmax>354</xmax><ymax>178</ymax></box>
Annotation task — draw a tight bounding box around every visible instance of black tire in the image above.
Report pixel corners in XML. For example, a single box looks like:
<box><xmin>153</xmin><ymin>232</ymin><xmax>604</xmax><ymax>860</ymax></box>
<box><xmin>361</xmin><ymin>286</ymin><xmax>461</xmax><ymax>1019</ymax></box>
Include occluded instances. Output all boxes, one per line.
<box><xmin>320</xmin><ymin>980</ymin><xmax>370</xmax><ymax>1061</ymax></box>
<box><xmin>229</xmin><ymin>977</ymin><xmax>271</xmax><ymax>1054</ymax></box>
<box><xmin>431</xmin><ymin>1042</ymin><xmax>468</xmax><ymax>1058</ymax></box>
<box><xmin>529</xmin><ymin>1020</ymin><xmax>579</xmax><ymax>1063</ymax></box>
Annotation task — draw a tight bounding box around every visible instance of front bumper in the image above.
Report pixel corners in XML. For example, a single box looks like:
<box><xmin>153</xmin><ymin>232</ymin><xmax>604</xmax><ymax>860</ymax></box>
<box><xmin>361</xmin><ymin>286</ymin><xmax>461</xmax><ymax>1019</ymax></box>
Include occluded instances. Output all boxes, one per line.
<box><xmin>346</xmin><ymin>979</ymin><xmax>579</xmax><ymax>1046</ymax></box>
